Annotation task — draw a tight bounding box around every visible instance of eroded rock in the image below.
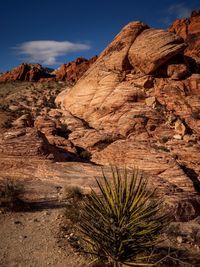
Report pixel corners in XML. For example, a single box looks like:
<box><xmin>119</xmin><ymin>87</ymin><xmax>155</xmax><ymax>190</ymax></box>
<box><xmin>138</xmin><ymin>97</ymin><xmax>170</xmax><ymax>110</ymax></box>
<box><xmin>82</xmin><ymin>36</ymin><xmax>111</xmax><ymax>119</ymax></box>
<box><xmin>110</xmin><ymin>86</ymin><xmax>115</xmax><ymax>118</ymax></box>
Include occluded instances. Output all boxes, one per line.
<box><xmin>128</xmin><ymin>29</ymin><xmax>186</xmax><ymax>74</ymax></box>
<box><xmin>169</xmin><ymin>9</ymin><xmax>200</xmax><ymax>60</ymax></box>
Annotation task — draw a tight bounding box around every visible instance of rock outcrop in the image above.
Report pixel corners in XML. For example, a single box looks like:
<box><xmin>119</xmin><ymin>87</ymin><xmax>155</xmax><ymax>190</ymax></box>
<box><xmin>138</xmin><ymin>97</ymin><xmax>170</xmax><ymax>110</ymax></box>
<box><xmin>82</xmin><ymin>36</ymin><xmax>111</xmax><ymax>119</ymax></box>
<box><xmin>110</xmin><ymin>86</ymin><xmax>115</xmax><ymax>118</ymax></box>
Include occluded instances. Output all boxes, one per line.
<box><xmin>0</xmin><ymin>128</ymin><xmax>49</xmax><ymax>157</ymax></box>
<box><xmin>0</xmin><ymin>18</ymin><xmax>200</xmax><ymax>221</ymax></box>
<box><xmin>0</xmin><ymin>63</ymin><xmax>54</xmax><ymax>82</ymax></box>
<box><xmin>128</xmin><ymin>29</ymin><xmax>186</xmax><ymax>74</ymax></box>
<box><xmin>55</xmin><ymin>21</ymin><xmax>200</xmax><ymax>220</ymax></box>
<box><xmin>54</xmin><ymin>56</ymin><xmax>97</xmax><ymax>83</ymax></box>
<box><xmin>168</xmin><ymin>9</ymin><xmax>200</xmax><ymax>63</ymax></box>
<box><xmin>0</xmin><ymin>127</ymin><xmax>79</xmax><ymax>161</ymax></box>
<box><xmin>56</xmin><ymin>22</ymin><xmax>188</xmax><ymax>135</ymax></box>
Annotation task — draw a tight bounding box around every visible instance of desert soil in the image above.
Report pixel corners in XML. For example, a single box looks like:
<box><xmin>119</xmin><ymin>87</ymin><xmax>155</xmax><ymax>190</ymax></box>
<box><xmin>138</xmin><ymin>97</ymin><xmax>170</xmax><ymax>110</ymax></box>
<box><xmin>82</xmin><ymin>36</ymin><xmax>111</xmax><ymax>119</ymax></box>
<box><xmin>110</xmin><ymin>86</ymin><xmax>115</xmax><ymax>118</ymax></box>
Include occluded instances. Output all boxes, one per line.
<box><xmin>0</xmin><ymin>203</ymin><xmax>88</xmax><ymax>267</ymax></box>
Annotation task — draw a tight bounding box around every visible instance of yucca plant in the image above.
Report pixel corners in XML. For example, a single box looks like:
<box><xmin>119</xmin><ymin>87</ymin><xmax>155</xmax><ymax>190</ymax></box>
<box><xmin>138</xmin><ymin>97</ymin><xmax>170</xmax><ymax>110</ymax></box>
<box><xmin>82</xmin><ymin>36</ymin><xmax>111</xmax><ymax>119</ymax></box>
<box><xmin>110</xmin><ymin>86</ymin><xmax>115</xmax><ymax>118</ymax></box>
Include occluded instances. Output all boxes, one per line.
<box><xmin>79</xmin><ymin>167</ymin><xmax>169</xmax><ymax>266</ymax></box>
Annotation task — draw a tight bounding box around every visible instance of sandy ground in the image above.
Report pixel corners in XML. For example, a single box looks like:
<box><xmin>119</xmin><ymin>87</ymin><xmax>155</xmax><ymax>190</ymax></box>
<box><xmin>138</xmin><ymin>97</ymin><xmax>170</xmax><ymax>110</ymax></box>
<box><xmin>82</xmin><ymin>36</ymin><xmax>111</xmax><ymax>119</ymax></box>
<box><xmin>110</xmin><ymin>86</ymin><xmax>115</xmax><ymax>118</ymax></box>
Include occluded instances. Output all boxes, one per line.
<box><xmin>0</xmin><ymin>161</ymin><xmax>200</xmax><ymax>267</ymax></box>
<box><xmin>0</xmin><ymin>205</ymin><xmax>87</xmax><ymax>267</ymax></box>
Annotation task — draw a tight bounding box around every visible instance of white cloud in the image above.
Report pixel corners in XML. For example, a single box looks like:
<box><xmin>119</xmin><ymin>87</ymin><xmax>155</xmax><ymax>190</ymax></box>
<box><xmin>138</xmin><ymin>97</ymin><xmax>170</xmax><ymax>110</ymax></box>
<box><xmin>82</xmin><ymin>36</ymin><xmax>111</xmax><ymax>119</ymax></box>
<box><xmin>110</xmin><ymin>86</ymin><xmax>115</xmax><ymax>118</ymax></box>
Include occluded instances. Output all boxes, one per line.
<box><xmin>168</xmin><ymin>3</ymin><xmax>192</xmax><ymax>18</ymax></box>
<box><xmin>15</xmin><ymin>40</ymin><xmax>91</xmax><ymax>65</ymax></box>
<box><xmin>161</xmin><ymin>3</ymin><xmax>192</xmax><ymax>26</ymax></box>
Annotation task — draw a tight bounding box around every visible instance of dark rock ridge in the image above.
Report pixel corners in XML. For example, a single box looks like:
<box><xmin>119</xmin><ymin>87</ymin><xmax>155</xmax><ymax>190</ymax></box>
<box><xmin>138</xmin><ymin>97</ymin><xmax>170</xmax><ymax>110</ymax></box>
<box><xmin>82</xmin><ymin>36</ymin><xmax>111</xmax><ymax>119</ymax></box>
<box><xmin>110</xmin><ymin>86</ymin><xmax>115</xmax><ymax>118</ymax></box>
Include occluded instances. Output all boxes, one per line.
<box><xmin>0</xmin><ymin>63</ymin><xmax>54</xmax><ymax>82</ymax></box>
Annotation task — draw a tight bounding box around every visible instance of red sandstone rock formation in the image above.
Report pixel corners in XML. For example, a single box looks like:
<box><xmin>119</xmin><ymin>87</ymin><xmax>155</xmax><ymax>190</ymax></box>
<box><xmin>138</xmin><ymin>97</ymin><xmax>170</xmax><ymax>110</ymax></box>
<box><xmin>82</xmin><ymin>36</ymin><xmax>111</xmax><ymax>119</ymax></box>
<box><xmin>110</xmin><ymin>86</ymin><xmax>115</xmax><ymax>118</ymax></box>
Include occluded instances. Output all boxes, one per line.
<box><xmin>54</xmin><ymin>56</ymin><xmax>97</xmax><ymax>82</ymax></box>
<box><xmin>0</xmin><ymin>18</ymin><xmax>200</xmax><ymax>220</ymax></box>
<box><xmin>168</xmin><ymin>9</ymin><xmax>200</xmax><ymax>61</ymax></box>
<box><xmin>0</xmin><ymin>63</ymin><xmax>54</xmax><ymax>82</ymax></box>
<box><xmin>55</xmin><ymin>21</ymin><xmax>200</xmax><ymax>220</ymax></box>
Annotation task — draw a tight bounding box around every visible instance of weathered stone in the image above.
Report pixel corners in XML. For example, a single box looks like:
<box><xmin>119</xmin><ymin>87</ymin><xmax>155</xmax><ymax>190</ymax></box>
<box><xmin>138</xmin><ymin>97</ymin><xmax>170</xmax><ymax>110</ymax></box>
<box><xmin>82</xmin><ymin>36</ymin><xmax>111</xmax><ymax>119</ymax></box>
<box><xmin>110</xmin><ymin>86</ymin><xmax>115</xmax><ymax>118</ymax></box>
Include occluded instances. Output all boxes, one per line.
<box><xmin>186</xmin><ymin>74</ymin><xmax>200</xmax><ymax>95</ymax></box>
<box><xmin>173</xmin><ymin>134</ymin><xmax>182</xmax><ymax>140</ymax></box>
<box><xmin>167</xmin><ymin>63</ymin><xmax>189</xmax><ymax>80</ymax></box>
<box><xmin>128</xmin><ymin>28</ymin><xmax>186</xmax><ymax>74</ymax></box>
<box><xmin>175</xmin><ymin>120</ymin><xmax>186</xmax><ymax>136</ymax></box>
<box><xmin>145</xmin><ymin>96</ymin><xmax>156</xmax><ymax>107</ymax></box>
<box><xmin>12</xmin><ymin>114</ymin><xmax>33</xmax><ymax>128</ymax></box>
<box><xmin>55</xmin><ymin>22</ymin><xmax>149</xmax><ymax>135</ymax></box>
<box><xmin>0</xmin><ymin>128</ymin><xmax>49</xmax><ymax>157</ymax></box>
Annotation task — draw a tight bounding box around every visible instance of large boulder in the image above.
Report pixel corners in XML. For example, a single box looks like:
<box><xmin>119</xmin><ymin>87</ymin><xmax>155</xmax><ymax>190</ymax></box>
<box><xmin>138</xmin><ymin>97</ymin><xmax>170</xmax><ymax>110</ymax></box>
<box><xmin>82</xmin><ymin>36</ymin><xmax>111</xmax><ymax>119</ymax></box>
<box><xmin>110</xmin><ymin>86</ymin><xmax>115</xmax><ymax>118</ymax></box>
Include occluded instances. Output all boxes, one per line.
<box><xmin>55</xmin><ymin>21</ymin><xmax>149</xmax><ymax>135</ymax></box>
<box><xmin>55</xmin><ymin>22</ymin><xmax>186</xmax><ymax>136</ymax></box>
<box><xmin>128</xmin><ymin>29</ymin><xmax>186</xmax><ymax>74</ymax></box>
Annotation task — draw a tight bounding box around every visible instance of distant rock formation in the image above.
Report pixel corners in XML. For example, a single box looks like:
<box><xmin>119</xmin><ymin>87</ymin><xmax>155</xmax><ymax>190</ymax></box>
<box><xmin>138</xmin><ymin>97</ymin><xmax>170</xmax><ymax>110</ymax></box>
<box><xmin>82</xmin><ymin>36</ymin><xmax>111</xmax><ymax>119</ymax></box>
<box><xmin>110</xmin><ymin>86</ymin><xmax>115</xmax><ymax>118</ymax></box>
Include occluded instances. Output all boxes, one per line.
<box><xmin>0</xmin><ymin>56</ymin><xmax>98</xmax><ymax>83</ymax></box>
<box><xmin>0</xmin><ymin>63</ymin><xmax>55</xmax><ymax>82</ymax></box>
<box><xmin>54</xmin><ymin>56</ymin><xmax>98</xmax><ymax>82</ymax></box>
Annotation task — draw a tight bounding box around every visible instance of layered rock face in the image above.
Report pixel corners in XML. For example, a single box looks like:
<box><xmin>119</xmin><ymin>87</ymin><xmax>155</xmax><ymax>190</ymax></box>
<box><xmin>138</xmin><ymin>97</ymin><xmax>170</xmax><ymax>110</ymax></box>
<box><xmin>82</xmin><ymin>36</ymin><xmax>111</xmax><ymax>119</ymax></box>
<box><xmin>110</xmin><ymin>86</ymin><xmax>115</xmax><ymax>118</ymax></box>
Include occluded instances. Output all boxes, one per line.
<box><xmin>54</xmin><ymin>56</ymin><xmax>97</xmax><ymax>82</ymax></box>
<box><xmin>56</xmin><ymin>21</ymin><xmax>200</xmax><ymax>220</ymax></box>
<box><xmin>168</xmin><ymin>9</ymin><xmax>200</xmax><ymax>62</ymax></box>
<box><xmin>0</xmin><ymin>128</ymin><xmax>49</xmax><ymax>157</ymax></box>
<box><xmin>0</xmin><ymin>63</ymin><xmax>54</xmax><ymax>82</ymax></box>
<box><xmin>128</xmin><ymin>29</ymin><xmax>186</xmax><ymax>74</ymax></box>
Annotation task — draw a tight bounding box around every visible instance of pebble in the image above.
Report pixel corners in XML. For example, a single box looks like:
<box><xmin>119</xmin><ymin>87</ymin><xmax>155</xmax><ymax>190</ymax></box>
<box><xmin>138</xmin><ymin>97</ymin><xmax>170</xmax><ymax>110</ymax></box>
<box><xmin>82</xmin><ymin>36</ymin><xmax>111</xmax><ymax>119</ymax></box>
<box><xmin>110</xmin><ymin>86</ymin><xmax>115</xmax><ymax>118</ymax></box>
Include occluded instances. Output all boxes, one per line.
<box><xmin>176</xmin><ymin>236</ymin><xmax>183</xmax><ymax>244</ymax></box>
<box><xmin>173</xmin><ymin>134</ymin><xmax>182</xmax><ymax>140</ymax></box>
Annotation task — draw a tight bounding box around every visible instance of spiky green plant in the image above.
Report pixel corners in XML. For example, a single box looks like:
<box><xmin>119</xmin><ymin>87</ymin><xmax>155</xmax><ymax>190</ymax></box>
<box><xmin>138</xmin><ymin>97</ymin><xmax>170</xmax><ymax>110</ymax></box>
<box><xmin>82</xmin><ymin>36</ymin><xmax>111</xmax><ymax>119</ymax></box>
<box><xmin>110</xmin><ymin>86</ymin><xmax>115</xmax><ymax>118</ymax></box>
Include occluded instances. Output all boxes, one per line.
<box><xmin>79</xmin><ymin>167</ymin><xmax>169</xmax><ymax>266</ymax></box>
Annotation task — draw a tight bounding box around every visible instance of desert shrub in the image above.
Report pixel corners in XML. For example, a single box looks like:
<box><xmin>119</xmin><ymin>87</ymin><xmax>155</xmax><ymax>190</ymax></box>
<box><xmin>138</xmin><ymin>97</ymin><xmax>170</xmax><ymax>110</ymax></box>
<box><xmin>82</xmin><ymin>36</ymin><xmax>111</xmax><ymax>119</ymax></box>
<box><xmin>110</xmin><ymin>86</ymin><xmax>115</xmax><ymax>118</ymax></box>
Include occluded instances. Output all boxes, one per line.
<box><xmin>160</xmin><ymin>136</ymin><xmax>170</xmax><ymax>144</ymax></box>
<box><xmin>152</xmin><ymin>144</ymin><xmax>170</xmax><ymax>153</ymax></box>
<box><xmin>76</xmin><ymin>146</ymin><xmax>91</xmax><ymax>161</ymax></box>
<box><xmin>0</xmin><ymin>179</ymin><xmax>25</xmax><ymax>211</ymax></box>
<box><xmin>0</xmin><ymin>104</ymin><xmax>9</xmax><ymax>111</ymax></box>
<box><xmin>65</xmin><ymin>185</ymin><xmax>84</xmax><ymax>201</ymax></box>
<box><xmin>2</xmin><ymin>119</ymin><xmax>13</xmax><ymax>129</ymax></box>
<box><xmin>64</xmin><ymin>186</ymin><xmax>85</xmax><ymax>225</ymax></box>
<box><xmin>78</xmin><ymin>167</ymin><xmax>169</xmax><ymax>266</ymax></box>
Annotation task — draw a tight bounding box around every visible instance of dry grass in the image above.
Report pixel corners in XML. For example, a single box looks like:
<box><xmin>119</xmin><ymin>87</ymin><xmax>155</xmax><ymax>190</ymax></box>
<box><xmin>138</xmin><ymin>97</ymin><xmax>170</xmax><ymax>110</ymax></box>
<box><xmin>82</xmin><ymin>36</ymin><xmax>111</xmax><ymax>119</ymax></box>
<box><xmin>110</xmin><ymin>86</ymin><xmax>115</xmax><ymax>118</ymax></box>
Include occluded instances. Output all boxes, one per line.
<box><xmin>0</xmin><ymin>178</ymin><xmax>27</xmax><ymax>211</ymax></box>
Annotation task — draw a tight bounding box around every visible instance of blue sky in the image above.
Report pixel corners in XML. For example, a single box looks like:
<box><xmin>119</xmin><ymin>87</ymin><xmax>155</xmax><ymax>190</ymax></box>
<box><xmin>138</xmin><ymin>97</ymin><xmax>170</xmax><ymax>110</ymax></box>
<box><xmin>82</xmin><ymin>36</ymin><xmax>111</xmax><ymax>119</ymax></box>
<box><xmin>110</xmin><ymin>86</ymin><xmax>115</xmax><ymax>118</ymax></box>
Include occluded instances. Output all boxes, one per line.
<box><xmin>0</xmin><ymin>0</ymin><xmax>199</xmax><ymax>72</ymax></box>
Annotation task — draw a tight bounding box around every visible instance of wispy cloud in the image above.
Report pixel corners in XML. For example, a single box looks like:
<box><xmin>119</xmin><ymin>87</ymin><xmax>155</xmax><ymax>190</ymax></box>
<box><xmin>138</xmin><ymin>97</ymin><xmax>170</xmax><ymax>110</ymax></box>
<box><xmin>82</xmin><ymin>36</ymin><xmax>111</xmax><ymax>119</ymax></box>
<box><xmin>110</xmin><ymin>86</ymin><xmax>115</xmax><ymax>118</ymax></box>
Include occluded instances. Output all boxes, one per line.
<box><xmin>162</xmin><ymin>3</ymin><xmax>192</xmax><ymax>26</ymax></box>
<box><xmin>14</xmin><ymin>40</ymin><xmax>91</xmax><ymax>65</ymax></box>
<box><xmin>168</xmin><ymin>3</ymin><xmax>192</xmax><ymax>18</ymax></box>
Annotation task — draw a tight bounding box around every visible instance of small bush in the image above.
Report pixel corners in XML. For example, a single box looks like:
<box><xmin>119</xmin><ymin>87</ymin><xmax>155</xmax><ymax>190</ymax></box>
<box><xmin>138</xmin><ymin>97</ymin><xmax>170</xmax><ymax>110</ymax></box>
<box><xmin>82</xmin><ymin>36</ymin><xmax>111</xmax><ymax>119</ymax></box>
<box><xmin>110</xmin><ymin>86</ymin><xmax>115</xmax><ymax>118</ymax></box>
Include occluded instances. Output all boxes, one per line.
<box><xmin>64</xmin><ymin>186</ymin><xmax>84</xmax><ymax>225</ymax></box>
<box><xmin>160</xmin><ymin>136</ymin><xmax>170</xmax><ymax>144</ymax></box>
<box><xmin>0</xmin><ymin>179</ymin><xmax>25</xmax><ymax>211</ymax></box>
<box><xmin>65</xmin><ymin>185</ymin><xmax>84</xmax><ymax>201</ymax></box>
<box><xmin>80</xmin><ymin>151</ymin><xmax>91</xmax><ymax>161</ymax></box>
<box><xmin>78</xmin><ymin>167</ymin><xmax>169</xmax><ymax>266</ymax></box>
<box><xmin>2</xmin><ymin>119</ymin><xmax>13</xmax><ymax>129</ymax></box>
<box><xmin>75</xmin><ymin>146</ymin><xmax>91</xmax><ymax>161</ymax></box>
